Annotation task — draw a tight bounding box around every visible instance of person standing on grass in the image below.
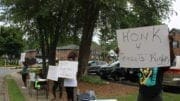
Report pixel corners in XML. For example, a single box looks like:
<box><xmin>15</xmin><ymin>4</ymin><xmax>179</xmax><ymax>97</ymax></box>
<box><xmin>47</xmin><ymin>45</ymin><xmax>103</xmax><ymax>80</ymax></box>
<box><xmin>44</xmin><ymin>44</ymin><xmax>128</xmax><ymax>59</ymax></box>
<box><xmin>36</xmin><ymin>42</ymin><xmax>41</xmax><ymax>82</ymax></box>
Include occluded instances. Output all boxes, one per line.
<box><xmin>137</xmin><ymin>35</ymin><xmax>175</xmax><ymax>101</ymax></box>
<box><xmin>21</xmin><ymin>61</ymin><xmax>29</xmax><ymax>89</ymax></box>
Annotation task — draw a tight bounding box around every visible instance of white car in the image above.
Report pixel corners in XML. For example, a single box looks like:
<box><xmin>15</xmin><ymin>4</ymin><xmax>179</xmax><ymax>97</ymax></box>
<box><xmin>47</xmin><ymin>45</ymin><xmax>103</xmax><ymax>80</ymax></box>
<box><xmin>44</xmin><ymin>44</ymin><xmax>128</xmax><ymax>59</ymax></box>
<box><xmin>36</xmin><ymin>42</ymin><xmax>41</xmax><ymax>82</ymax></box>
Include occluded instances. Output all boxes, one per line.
<box><xmin>163</xmin><ymin>56</ymin><xmax>180</xmax><ymax>87</ymax></box>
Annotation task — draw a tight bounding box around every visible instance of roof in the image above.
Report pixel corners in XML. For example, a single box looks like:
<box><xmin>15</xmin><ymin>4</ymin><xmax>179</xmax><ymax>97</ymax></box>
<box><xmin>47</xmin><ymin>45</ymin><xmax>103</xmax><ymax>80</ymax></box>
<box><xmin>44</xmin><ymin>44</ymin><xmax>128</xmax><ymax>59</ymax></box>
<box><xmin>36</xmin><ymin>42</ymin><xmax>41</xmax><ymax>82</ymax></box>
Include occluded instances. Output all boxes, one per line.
<box><xmin>57</xmin><ymin>44</ymin><xmax>79</xmax><ymax>50</ymax></box>
<box><xmin>170</xmin><ymin>28</ymin><xmax>180</xmax><ymax>34</ymax></box>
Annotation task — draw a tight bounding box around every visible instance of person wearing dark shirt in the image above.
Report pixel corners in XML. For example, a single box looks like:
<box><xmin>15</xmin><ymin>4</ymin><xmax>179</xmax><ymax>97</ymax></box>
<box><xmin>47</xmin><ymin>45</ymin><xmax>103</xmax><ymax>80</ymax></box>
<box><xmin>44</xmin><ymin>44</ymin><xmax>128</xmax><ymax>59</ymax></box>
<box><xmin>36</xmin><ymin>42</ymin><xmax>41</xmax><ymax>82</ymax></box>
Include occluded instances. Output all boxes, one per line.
<box><xmin>138</xmin><ymin>67</ymin><xmax>167</xmax><ymax>101</ymax></box>
<box><xmin>21</xmin><ymin>61</ymin><xmax>29</xmax><ymax>89</ymax></box>
<box><xmin>137</xmin><ymin>35</ymin><xmax>175</xmax><ymax>101</ymax></box>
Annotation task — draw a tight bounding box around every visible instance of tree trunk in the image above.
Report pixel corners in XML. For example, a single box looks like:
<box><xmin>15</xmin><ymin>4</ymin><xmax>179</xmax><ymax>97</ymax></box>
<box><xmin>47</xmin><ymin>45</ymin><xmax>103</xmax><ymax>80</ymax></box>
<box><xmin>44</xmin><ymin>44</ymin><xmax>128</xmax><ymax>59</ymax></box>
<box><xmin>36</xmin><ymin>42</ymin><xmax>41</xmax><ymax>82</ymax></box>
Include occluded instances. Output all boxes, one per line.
<box><xmin>37</xmin><ymin>17</ymin><xmax>48</xmax><ymax>78</ymax></box>
<box><xmin>77</xmin><ymin>0</ymin><xmax>100</xmax><ymax>79</ymax></box>
<box><xmin>48</xmin><ymin>45</ymin><xmax>56</xmax><ymax>65</ymax></box>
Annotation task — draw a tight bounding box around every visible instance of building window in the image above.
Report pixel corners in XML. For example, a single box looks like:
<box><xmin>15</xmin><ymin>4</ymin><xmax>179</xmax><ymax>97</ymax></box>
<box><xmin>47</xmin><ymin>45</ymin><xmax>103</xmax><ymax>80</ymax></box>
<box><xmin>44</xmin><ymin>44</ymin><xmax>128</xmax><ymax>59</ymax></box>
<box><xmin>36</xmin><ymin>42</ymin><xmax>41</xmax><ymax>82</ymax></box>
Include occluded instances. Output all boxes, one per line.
<box><xmin>173</xmin><ymin>41</ymin><xmax>178</xmax><ymax>48</ymax></box>
<box><xmin>174</xmin><ymin>40</ymin><xmax>180</xmax><ymax>48</ymax></box>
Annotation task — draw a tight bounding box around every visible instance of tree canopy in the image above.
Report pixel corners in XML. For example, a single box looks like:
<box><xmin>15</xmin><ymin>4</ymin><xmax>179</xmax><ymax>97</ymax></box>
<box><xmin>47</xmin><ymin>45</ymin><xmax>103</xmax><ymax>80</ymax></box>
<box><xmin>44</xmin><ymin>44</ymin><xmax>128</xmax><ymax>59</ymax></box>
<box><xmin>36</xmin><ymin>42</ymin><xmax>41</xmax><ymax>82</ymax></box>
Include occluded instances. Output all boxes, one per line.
<box><xmin>0</xmin><ymin>0</ymin><xmax>174</xmax><ymax>78</ymax></box>
<box><xmin>0</xmin><ymin>26</ymin><xmax>24</xmax><ymax>58</ymax></box>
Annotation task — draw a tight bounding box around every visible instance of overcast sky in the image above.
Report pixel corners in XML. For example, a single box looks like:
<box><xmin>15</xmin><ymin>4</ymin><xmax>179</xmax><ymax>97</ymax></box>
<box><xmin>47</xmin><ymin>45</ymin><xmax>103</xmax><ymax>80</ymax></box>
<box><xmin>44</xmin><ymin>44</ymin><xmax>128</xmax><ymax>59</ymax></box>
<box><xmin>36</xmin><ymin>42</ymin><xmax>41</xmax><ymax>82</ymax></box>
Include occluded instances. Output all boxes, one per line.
<box><xmin>164</xmin><ymin>0</ymin><xmax>180</xmax><ymax>29</ymax></box>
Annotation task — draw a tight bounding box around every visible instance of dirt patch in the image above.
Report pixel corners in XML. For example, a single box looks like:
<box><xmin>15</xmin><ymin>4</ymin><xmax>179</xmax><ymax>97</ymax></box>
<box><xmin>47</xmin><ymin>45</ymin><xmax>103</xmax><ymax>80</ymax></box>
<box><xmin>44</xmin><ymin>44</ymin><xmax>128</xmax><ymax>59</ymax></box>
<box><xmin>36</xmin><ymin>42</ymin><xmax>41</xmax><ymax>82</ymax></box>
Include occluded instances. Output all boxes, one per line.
<box><xmin>78</xmin><ymin>81</ymin><xmax>138</xmax><ymax>98</ymax></box>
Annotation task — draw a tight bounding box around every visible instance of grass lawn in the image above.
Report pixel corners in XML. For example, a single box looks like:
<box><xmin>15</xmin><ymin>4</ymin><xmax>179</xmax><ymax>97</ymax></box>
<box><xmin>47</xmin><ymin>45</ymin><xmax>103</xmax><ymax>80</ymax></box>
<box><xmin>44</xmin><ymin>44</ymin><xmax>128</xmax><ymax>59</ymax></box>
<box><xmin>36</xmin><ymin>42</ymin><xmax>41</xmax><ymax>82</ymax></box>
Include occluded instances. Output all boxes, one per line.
<box><xmin>5</xmin><ymin>76</ymin><xmax>26</xmax><ymax>101</ymax></box>
<box><xmin>109</xmin><ymin>92</ymin><xmax>180</xmax><ymax>101</ymax></box>
<box><xmin>4</xmin><ymin>74</ymin><xmax>180</xmax><ymax>101</ymax></box>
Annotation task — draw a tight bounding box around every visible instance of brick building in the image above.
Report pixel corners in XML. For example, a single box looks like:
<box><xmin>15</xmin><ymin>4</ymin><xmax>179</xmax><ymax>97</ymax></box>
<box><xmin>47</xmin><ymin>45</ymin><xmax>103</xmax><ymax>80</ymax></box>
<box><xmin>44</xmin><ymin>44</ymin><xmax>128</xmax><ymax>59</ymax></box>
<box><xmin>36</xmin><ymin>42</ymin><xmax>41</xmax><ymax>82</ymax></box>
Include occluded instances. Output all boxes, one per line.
<box><xmin>169</xmin><ymin>28</ymin><xmax>180</xmax><ymax>56</ymax></box>
<box><xmin>24</xmin><ymin>44</ymin><xmax>79</xmax><ymax>61</ymax></box>
<box><xmin>25</xmin><ymin>49</ymin><xmax>37</xmax><ymax>59</ymax></box>
<box><xmin>56</xmin><ymin>44</ymin><xmax>79</xmax><ymax>60</ymax></box>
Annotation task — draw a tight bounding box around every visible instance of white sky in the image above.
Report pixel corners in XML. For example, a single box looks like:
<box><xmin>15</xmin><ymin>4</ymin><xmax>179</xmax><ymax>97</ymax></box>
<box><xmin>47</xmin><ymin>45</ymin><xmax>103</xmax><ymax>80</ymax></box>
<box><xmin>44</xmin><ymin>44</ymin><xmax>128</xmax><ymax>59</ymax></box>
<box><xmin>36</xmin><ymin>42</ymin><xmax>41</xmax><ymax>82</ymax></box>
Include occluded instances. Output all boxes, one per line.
<box><xmin>164</xmin><ymin>0</ymin><xmax>180</xmax><ymax>29</ymax></box>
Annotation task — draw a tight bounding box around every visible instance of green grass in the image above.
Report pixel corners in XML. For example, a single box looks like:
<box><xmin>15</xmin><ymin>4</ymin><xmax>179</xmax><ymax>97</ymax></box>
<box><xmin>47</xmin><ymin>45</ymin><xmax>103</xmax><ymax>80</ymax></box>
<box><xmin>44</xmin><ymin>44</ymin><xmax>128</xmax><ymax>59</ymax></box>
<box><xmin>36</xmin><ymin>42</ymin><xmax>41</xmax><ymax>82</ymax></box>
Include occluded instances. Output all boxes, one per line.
<box><xmin>80</xmin><ymin>75</ymin><xmax>107</xmax><ymax>85</ymax></box>
<box><xmin>6</xmin><ymin>76</ymin><xmax>26</xmax><ymax>101</ymax></box>
<box><xmin>163</xmin><ymin>93</ymin><xmax>180</xmax><ymax>101</ymax></box>
<box><xmin>4</xmin><ymin>74</ymin><xmax>180</xmax><ymax>101</ymax></box>
<box><xmin>99</xmin><ymin>92</ymin><xmax>180</xmax><ymax>101</ymax></box>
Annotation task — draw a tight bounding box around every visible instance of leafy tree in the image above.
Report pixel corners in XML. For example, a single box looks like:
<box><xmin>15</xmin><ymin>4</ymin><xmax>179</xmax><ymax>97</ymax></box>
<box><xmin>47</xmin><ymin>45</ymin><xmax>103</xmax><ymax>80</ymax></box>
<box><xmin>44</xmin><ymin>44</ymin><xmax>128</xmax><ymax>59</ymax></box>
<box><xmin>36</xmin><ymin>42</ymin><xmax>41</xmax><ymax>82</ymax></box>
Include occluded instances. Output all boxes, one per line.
<box><xmin>0</xmin><ymin>26</ymin><xmax>24</xmax><ymax>59</ymax></box>
<box><xmin>1</xmin><ymin>0</ymin><xmax>174</xmax><ymax>79</ymax></box>
<box><xmin>1</xmin><ymin>0</ymin><xmax>81</xmax><ymax>75</ymax></box>
<box><xmin>77</xmin><ymin>0</ymin><xmax>173</xmax><ymax>77</ymax></box>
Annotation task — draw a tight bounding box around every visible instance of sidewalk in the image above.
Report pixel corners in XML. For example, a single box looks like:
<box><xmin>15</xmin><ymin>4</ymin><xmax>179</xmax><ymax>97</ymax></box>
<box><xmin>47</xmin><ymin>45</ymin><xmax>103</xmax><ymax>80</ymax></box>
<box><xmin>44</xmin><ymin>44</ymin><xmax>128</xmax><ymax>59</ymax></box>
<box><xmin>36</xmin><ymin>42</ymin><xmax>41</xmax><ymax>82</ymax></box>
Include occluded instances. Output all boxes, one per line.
<box><xmin>0</xmin><ymin>76</ymin><xmax>9</xmax><ymax>101</ymax></box>
<box><xmin>11</xmin><ymin>72</ymin><xmax>68</xmax><ymax>101</ymax></box>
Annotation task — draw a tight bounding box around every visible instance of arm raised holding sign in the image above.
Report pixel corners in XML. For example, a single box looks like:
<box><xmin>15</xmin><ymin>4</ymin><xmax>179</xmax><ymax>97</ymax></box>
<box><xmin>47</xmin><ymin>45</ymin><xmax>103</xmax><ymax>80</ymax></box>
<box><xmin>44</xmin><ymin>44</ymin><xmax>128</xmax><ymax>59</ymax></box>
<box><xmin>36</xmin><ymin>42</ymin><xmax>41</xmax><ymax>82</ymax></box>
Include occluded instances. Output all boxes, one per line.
<box><xmin>137</xmin><ymin>33</ymin><xmax>175</xmax><ymax>101</ymax></box>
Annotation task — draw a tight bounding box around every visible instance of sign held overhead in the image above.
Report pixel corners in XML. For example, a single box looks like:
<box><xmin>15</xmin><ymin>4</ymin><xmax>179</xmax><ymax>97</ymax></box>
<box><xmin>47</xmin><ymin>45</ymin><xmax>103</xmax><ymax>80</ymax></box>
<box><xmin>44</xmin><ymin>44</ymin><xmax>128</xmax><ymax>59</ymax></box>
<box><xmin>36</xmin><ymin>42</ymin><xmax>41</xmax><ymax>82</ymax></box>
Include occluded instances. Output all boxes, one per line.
<box><xmin>116</xmin><ymin>25</ymin><xmax>170</xmax><ymax>68</ymax></box>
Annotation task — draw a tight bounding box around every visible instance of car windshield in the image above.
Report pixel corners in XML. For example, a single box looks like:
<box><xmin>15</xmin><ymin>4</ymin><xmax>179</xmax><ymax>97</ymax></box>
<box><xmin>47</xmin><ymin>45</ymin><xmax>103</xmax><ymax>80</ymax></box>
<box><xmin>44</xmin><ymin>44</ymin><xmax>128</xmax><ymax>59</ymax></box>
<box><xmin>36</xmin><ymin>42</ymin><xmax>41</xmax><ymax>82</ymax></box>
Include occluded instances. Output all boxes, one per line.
<box><xmin>97</xmin><ymin>61</ymin><xmax>108</xmax><ymax>65</ymax></box>
<box><xmin>88</xmin><ymin>60</ymin><xmax>108</xmax><ymax>67</ymax></box>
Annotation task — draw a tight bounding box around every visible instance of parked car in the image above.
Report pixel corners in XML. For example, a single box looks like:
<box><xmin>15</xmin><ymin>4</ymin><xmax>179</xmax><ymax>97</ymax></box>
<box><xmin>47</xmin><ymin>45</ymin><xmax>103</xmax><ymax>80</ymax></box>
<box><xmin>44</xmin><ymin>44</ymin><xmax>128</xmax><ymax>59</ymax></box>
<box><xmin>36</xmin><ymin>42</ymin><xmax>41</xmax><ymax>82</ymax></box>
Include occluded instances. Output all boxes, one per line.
<box><xmin>98</xmin><ymin>61</ymin><xmax>139</xmax><ymax>82</ymax></box>
<box><xmin>98</xmin><ymin>61</ymin><xmax>124</xmax><ymax>80</ymax></box>
<box><xmin>123</xmin><ymin>68</ymin><xmax>139</xmax><ymax>82</ymax></box>
<box><xmin>87</xmin><ymin>60</ymin><xmax>108</xmax><ymax>74</ymax></box>
<box><xmin>163</xmin><ymin>56</ymin><xmax>180</xmax><ymax>87</ymax></box>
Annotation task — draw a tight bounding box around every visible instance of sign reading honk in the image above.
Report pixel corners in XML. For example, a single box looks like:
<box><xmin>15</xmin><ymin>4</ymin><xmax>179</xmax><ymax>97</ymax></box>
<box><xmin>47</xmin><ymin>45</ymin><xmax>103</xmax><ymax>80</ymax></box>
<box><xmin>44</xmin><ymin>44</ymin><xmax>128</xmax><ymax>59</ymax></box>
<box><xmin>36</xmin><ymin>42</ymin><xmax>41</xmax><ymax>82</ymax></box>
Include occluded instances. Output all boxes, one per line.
<box><xmin>116</xmin><ymin>25</ymin><xmax>170</xmax><ymax>68</ymax></box>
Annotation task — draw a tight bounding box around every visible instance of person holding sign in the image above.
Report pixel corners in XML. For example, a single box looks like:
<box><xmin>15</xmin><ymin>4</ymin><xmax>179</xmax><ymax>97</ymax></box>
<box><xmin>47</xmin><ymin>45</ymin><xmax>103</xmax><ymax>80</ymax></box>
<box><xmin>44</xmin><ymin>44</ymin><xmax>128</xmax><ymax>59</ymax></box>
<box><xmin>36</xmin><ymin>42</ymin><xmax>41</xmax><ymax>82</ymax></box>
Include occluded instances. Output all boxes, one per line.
<box><xmin>64</xmin><ymin>52</ymin><xmax>78</xmax><ymax>101</ymax></box>
<box><xmin>51</xmin><ymin>51</ymin><xmax>78</xmax><ymax>101</ymax></box>
<box><xmin>137</xmin><ymin>35</ymin><xmax>175</xmax><ymax>101</ymax></box>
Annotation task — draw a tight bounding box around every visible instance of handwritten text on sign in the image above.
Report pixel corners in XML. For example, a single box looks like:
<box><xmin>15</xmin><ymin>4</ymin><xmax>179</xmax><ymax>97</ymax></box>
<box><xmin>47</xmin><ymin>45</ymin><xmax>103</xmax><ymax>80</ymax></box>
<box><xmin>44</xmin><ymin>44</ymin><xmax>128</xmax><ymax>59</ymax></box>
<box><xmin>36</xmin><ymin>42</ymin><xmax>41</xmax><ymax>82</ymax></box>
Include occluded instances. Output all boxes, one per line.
<box><xmin>58</xmin><ymin>61</ymin><xmax>78</xmax><ymax>79</ymax></box>
<box><xmin>47</xmin><ymin>66</ymin><xmax>59</xmax><ymax>81</ymax></box>
<box><xmin>116</xmin><ymin>25</ymin><xmax>170</xmax><ymax>68</ymax></box>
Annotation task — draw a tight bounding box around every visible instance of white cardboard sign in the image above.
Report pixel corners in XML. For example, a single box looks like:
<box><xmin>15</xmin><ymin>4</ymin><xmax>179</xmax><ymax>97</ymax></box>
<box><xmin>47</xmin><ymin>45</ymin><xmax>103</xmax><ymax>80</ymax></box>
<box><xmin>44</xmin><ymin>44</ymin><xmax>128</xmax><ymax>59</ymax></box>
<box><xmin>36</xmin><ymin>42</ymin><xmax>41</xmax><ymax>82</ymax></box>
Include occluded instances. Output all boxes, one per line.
<box><xmin>116</xmin><ymin>25</ymin><xmax>170</xmax><ymax>68</ymax></box>
<box><xmin>47</xmin><ymin>65</ymin><xmax>59</xmax><ymax>81</ymax></box>
<box><xmin>58</xmin><ymin>61</ymin><xmax>78</xmax><ymax>79</ymax></box>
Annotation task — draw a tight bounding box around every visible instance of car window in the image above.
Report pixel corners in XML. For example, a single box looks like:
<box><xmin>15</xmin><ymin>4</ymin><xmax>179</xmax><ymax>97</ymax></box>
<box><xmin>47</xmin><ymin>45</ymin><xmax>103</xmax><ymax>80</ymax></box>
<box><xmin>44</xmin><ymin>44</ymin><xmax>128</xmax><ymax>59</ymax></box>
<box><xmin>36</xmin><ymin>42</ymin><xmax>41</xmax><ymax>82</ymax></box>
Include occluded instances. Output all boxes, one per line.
<box><xmin>97</xmin><ymin>61</ymin><xmax>107</xmax><ymax>65</ymax></box>
<box><xmin>89</xmin><ymin>61</ymin><xmax>96</xmax><ymax>66</ymax></box>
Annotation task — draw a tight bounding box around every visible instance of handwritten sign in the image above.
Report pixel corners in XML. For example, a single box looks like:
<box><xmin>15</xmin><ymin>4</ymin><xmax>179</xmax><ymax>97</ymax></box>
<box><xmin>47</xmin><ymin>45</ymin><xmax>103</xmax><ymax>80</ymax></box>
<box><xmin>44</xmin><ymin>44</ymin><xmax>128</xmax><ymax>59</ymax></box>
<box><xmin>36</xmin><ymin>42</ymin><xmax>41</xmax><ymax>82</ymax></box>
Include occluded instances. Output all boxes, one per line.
<box><xmin>116</xmin><ymin>25</ymin><xmax>170</xmax><ymax>68</ymax></box>
<box><xmin>47</xmin><ymin>66</ymin><xmax>59</xmax><ymax>81</ymax></box>
<box><xmin>58</xmin><ymin>61</ymin><xmax>78</xmax><ymax>79</ymax></box>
